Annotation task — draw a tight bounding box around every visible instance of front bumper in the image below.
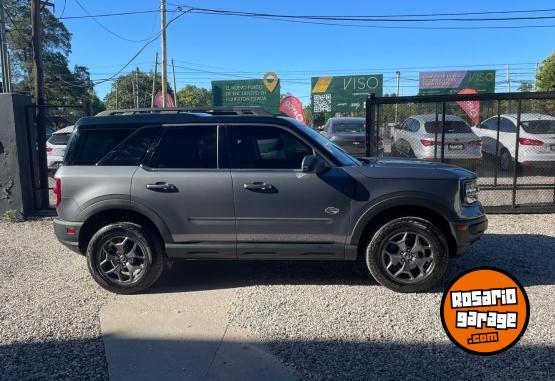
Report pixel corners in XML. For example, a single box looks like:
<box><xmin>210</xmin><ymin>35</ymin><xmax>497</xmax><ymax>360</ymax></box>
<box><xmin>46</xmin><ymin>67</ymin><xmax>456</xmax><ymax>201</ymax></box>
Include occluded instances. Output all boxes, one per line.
<box><xmin>53</xmin><ymin>218</ymin><xmax>84</xmax><ymax>254</ymax></box>
<box><xmin>450</xmin><ymin>215</ymin><xmax>488</xmax><ymax>256</ymax></box>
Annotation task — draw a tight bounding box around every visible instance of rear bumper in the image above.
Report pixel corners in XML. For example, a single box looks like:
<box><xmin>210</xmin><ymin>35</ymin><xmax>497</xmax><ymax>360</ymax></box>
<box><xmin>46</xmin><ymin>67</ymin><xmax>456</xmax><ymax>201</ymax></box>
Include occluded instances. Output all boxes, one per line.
<box><xmin>450</xmin><ymin>215</ymin><xmax>488</xmax><ymax>256</ymax></box>
<box><xmin>53</xmin><ymin>218</ymin><xmax>84</xmax><ymax>255</ymax></box>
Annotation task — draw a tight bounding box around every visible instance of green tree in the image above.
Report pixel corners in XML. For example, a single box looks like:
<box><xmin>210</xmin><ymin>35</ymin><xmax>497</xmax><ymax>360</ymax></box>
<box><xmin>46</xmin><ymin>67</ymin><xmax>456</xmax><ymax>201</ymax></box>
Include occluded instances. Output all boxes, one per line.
<box><xmin>104</xmin><ymin>71</ymin><xmax>173</xmax><ymax>109</ymax></box>
<box><xmin>5</xmin><ymin>0</ymin><xmax>101</xmax><ymax>106</ymax></box>
<box><xmin>536</xmin><ymin>51</ymin><xmax>555</xmax><ymax>91</ymax></box>
<box><xmin>303</xmin><ymin>104</ymin><xmax>312</xmax><ymax>126</ymax></box>
<box><xmin>176</xmin><ymin>85</ymin><xmax>211</xmax><ymax>107</ymax></box>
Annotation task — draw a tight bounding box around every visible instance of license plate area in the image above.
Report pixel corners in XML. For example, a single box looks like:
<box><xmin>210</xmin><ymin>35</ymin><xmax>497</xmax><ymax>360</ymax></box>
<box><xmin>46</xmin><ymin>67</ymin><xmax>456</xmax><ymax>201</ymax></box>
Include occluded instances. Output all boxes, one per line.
<box><xmin>448</xmin><ymin>144</ymin><xmax>464</xmax><ymax>150</ymax></box>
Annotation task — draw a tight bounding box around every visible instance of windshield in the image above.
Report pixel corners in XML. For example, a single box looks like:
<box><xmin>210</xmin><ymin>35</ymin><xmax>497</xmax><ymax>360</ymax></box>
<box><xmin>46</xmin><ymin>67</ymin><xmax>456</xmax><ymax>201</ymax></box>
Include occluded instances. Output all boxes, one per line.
<box><xmin>48</xmin><ymin>133</ymin><xmax>72</xmax><ymax>145</ymax></box>
<box><xmin>521</xmin><ymin>119</ymin><xmax>555</xmax><ymax>134</ymax></box>
<box><xmin>332</xmin><ymin>122</ymin><xmax>365</xmax><ymax>134</ymax></box>
<box><xmin>424</xmin><ymin>121</ymin><xmax>472</xmax><ymax>134</ymax></box>
<box><xmin>291</xmin><ymin>120</ymin><xmax>360</xmax><ymax>166</ymax></box>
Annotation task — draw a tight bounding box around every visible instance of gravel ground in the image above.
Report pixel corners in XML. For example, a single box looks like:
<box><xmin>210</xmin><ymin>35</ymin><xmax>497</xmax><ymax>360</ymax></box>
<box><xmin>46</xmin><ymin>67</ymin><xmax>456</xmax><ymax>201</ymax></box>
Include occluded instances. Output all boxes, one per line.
<box><xmin>230</xmin><ymin>214</ymin><xmax>555</xmax><ymax>380</ymax></box>
<box><xmin>0</xmin><ymin>219</ymin><xmax>113</xmax><ymax>380</ymax></box>
<box><xmin>1</xmin><ymin>215</ymin><xmax>554</xmax><ymax>380</ymax></box>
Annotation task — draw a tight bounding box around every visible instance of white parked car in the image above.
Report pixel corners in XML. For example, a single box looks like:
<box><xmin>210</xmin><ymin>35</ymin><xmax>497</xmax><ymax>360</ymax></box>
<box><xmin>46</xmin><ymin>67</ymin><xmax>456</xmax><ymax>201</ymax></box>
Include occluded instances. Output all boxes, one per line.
<box><xmin>46</xmin><ymin>125</ymin><xmax>74</xmax><ymax>171</ymax></box>
<box><xmin>471</xmin><ymin>113</ymin><xmax>555</xmax><ymax>171</ymax></box>
<box><xmin>392</xmin><ymin>114</ymin><xmax>482</xmax><ymax>170</ymax></box>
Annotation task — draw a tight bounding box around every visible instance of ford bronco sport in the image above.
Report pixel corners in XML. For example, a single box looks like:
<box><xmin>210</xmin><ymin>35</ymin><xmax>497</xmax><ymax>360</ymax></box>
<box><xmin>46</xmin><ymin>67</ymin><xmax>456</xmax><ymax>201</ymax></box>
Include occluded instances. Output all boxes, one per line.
<box><xmin>53</xmin><ymin>108</ymin><xmax>487</xmax><ymax>294</ymax></box>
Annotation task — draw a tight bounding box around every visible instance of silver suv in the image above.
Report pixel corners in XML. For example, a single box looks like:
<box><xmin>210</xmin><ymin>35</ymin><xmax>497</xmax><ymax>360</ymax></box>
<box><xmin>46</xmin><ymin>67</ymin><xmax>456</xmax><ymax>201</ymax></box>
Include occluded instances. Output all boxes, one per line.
<box><xmin>392</xmin><ymin>114</ymin><xmax>482</xmax><ymax>170</ymax></box>
<box><xmin>53</xmin><ymin>109</ymin><xmax>487</xmax><ymax>294</ymax></box>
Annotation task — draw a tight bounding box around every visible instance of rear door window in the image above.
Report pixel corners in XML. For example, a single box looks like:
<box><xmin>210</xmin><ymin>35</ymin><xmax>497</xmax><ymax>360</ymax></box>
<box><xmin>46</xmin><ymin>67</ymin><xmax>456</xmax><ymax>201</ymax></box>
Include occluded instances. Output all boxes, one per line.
<box><xmin>424</xmin><ymin>120</ymin><xmax>472</xmax><ymax>134</ymax></box>
<box><xmin>148</xmin><ymin>125</ymin><xmax>218</xmax><ymax>169</ymax></box>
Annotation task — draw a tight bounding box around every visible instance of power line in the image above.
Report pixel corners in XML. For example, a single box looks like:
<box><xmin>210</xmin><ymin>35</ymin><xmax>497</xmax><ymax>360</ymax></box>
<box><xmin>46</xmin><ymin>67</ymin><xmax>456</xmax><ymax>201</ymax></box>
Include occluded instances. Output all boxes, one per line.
<box><xmin>92</xmin><ymin>8</ymin><xmax>193</xmax><ymax>84</ymax></box>
<box><xmin>72</xmin><ymin>0</ymin><xmax>159</xmax><ymax>42</ymax></box>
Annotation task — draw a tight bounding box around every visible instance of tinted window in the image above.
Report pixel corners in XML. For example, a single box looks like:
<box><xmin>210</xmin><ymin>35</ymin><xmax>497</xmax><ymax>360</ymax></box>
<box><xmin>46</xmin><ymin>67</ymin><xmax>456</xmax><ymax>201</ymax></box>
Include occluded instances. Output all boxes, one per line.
<box><xmin>424</xmin><ymin>121</ymin><xmax>472</xmax><ymax>134</ymax></box>
<box><xmin>409</xmin><ymin>120</ymin><xmax>421</xmax><ymax>132</ymax></box>
<box><xmin>521</xmin><ymin>119</ymin><xmax>555</xmax><ymax>134</ymax></box>
<box><xmin>483</xmin><ymin>118</ymin><xmax>499</xmax><ymax>130</ymax></box>
<box><xmin>500</xmin><ymin>119</ymin><xmax>517</xmax><ymax>133</ymax></box>
<box><xmin>234</xmin><ymin>126</ymin><xmax>313</xmax><ymax>169</ymax></box>
<box><xmin>48</xmin><ymin>133</ymin><xmax>72</xmax><ymax>145</ymax></box>
<box><xmin>149</xmin><ymin>126</ymin><xmax>217</xmax><ymax>169</ymax></box>
<box><xmin>66</xmin><ymin>128</ymin><xmax>134</xmax><ymax>165</ymax></box>
<box><xmin>99</xmin><ymin>127</ymin><xmax>158</xmax><ymax>166</ymax></box>
<box><xmin>332</xmin><ymin>122</ymin><xmax>365</xmax><ymax>133</ymax></box>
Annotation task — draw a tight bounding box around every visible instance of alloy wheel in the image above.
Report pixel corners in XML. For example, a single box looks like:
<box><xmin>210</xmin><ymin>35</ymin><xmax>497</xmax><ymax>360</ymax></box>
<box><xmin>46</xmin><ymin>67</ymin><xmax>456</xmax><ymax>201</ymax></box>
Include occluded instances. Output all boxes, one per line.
<box><xmin>381</xmin><ymin>231</ymin><xmax>436</xmax><ymax>284</ymax></box>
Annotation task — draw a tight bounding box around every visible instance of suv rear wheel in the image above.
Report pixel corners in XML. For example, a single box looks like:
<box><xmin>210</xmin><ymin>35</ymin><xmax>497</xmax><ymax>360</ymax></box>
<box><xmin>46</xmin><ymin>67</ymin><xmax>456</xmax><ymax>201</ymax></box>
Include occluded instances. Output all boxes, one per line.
<box><xmin>86</xmin><ymin>222</ymin><xmax>165</xmax><ymax>294</ymax></box>
<box><xmin>365</xmin><ymin>217</ymin><xmax>448</xmax><ymax>293</ymax></box>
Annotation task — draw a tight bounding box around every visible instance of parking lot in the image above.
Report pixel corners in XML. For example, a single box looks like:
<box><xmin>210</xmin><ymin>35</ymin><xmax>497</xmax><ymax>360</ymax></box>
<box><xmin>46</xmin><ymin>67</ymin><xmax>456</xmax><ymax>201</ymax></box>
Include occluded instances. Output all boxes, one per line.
<box><xmin>1</xmin><ymin>214</ymin><xmax>553</xmax><ymax>380</ymax></box>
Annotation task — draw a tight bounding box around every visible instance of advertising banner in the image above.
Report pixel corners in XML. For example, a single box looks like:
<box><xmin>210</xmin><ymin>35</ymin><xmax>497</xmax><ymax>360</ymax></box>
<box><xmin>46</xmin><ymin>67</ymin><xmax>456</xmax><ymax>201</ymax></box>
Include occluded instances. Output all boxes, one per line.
<box><xmin>418</xmin><ymin>70</ymin><xmax>496</xmax><ymax>96</ymax></box>
<box><xmin>154</xmin><ymin>91</ymin><xmax>176</xmax><ymax>108</ymax></box>
<box><xmin>311</xmin><ymin>74</ymin><xmax>383</xmax><ymax>114</ymax></box>
<box><xmin>279</xmin><ymin>96</ymin><xmax>305</xmax><ymax>124</ymax></box>
<box><xmin>419</xmin><ymin>70</ymin><xmax>496</xmax><ymax>124</ymax></box>
<box><xmin>212</xmin><ymin>73</ymin><xmax>280</xmax><ymax>114</ymax></box>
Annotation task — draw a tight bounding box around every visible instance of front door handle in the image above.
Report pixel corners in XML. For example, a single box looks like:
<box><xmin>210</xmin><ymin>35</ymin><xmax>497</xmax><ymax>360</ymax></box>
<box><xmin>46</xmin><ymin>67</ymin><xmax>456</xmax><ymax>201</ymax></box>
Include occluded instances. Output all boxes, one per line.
<box><xmin>243</xmin><ymin>182</ymin><xmax>273</xmax><ymax>191</ymax></box>
<box><xmin>146</xmin><ymin>182</ymin><xmax>177</xmax><ymax>192</ymax></box>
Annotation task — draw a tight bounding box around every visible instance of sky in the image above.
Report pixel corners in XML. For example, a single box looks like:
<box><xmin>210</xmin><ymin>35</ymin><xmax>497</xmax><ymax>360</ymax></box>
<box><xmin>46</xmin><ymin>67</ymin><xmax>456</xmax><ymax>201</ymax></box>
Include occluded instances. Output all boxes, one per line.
<box><xmin>58</xmin><ymin>0</ymin><xmax>555</xmax><ymax>104</ymax></box>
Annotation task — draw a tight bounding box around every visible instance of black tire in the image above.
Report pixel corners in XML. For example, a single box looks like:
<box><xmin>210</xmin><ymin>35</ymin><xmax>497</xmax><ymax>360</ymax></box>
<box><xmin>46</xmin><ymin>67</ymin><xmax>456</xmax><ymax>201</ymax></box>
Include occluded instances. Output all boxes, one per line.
<box><xmin>86</xmin><ymin>222</ymin><xmax>165</xmax><ymax>294</ymax></box>
<box><xmin>365</xmin><ymin>217</ymin><xmax>449</xmax><ymax>293</ymax></box>
<box><xmin>499</xmin><ymin>148</ymin><xmax>512</xmax><ymax>172</ymax></box>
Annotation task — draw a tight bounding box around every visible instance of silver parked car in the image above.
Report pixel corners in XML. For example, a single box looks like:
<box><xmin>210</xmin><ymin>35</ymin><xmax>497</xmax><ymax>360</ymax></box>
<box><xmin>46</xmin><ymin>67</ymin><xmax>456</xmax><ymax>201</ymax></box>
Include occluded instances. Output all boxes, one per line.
<box><xmin>322</xmin><ymin>117</ymin><xmax>367</xmax><ymax>155</ymax></box>
<box><xmin>392</xmin><ymin>114</ymin><xmax>482</xmax><ymax>170</ymax></box>
<box><xmin>471</xmin><ymin>113</ymin><xmax>555</xmax><ymax>171</ymax></box>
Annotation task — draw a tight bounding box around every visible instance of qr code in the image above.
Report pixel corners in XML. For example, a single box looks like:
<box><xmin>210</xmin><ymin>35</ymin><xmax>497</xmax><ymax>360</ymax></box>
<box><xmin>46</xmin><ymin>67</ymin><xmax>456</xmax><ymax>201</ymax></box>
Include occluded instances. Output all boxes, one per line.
<box><xmin>313</xmin><ymin>94</ymin><xmax>331</xmax><ymax>112</ymax></box>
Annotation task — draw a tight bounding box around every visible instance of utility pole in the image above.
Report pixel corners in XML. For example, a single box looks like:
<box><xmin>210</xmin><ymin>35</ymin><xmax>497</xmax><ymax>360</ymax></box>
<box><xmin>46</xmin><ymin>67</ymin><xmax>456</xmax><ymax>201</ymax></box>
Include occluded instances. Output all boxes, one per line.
<box><xmin>160</xmin><ymin>0</ymin><xmax>168</xmax><ymax>107</ymax></box>
<box><xmin>151</xmin><ymin>52</ymin><xmax>158</xmax><ymax>108</ymax></box>
<box><xmin>394</xmin><ymin>70</ymin><xmax>400</xmax><ymax>124</ymax></box>
<box><xmin>506</xmin><ymin>65</ymin><xmax>511</xmax><ymax>93</ymax></box>
<box><xmin>0</xmin><ymin>0</ymin><xmax>9</xmax><ymax>93</ymax></box>
<box><xmin>171</xmin><ymin>58</ymin><xmax>178</xmax><ymax>107</ymax></box>
<box><xmin>6</xmin><ymin>50</ymin><xmax>11</xmax><ymax>92</ymax></box>
<box><xmin>135</xmin><ymin>67</ymin><xmax>140</xmax><ymax>108</ymax></box>
<box><xmin>115</xmin><ymin>78</ymin><xmax>119</xmax><ymax>109</ymax></box>
<box><xmin>32</xmin><ymin>0</ymin><xmax>49</xmax><ymax>209</ymax></box>
<box><xmin>534</xmin><ymin>62</ymin><xmax>539</xmax><ymax>92</ymax></box>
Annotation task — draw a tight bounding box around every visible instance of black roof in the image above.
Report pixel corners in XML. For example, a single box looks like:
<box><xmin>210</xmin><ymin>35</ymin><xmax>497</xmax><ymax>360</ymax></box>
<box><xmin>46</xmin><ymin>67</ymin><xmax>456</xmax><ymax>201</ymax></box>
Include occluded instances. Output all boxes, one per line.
<box><xmin>76</xmin><ymin>107</ymin><xmax>292</xmax><ymax>128</ymax></box>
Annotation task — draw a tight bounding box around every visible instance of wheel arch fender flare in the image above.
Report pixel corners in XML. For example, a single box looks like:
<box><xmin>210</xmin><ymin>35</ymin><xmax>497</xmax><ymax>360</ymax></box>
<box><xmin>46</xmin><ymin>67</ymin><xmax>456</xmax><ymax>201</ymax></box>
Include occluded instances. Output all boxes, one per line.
<box><xmin>348</xmin><ymin>193</ymin><xmax>455</xmax><ymax>247</ymax></box>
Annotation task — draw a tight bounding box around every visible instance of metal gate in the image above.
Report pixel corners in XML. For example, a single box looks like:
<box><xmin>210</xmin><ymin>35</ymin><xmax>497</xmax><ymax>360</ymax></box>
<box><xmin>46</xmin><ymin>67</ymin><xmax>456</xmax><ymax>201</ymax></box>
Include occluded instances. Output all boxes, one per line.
<box><xmin>24</xmin><ymin>104</ymin><xmax>90</xmax><ymax>210</ymax></box>
<box><xmin>365</xmin><ymin>92</ymin><xmax>555</xmax><ymax>213</ymax></box>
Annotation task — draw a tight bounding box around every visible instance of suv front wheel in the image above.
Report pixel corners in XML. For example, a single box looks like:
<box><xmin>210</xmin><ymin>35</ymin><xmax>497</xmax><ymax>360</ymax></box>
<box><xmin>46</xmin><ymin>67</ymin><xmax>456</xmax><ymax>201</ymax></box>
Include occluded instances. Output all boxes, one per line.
<box><xmin>365</xmin><ymin>217</ymin><xmax>449</xmax><ymax>293</ymax></box>
<box><xmin>86</xmin><ymin>222</ymin><xmax>165</xmax><ymax>294</ymax></box>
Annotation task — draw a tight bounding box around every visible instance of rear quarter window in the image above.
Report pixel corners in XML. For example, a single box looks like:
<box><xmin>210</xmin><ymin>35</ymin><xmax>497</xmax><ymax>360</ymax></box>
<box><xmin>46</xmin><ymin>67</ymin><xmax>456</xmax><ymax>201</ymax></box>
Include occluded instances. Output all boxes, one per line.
<box><xmin>65</xmin><ymin>127</ymin><xmax>135</xmax><ymax>165</ymax></box>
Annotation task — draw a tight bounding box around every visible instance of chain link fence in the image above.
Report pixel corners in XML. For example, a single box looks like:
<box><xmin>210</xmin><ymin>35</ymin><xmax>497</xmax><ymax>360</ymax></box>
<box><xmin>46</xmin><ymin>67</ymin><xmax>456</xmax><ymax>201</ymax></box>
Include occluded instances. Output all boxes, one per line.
<box><xmin>365</xmin><ymin>92</ymin><xmax>555</xmax><ymax>212</ymax></box>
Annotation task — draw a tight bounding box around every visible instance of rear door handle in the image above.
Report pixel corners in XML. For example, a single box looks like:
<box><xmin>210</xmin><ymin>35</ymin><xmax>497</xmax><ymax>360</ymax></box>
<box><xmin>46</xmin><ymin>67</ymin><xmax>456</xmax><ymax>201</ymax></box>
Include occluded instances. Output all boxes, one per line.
<box><xmin>243</xmin><ymin>182</ymin><xmax>273</xmax><ymax>191</ymax></box>
<box><xmin>146</xmin><ymin>182</ymin><xmax>177</xmax><ymax>192</ymax></box>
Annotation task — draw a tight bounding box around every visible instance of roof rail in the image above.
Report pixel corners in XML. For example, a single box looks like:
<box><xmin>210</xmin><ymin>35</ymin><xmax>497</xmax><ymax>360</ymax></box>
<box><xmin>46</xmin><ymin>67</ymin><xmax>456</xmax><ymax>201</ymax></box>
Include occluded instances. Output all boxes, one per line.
<box><xmin>95</xmin><ymin>106</ymin><xmax>272</xmax><ymax>117</ymax></box>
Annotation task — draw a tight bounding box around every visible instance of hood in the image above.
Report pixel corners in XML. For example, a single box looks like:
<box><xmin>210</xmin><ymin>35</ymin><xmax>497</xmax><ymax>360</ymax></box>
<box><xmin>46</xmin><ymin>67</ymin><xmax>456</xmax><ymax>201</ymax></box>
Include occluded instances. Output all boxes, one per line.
<box><xmin>353</xmin><ymin>157</ymin><xmax>475</xmax><ymax>180</ymax></box>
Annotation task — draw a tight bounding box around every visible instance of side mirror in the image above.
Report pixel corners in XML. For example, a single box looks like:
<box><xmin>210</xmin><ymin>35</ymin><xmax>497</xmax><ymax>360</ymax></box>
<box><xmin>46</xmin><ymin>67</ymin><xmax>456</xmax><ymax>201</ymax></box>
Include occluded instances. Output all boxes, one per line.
<box><xmin>301</xmin><ymin>155</ymin><xmax>329</xmax><ymax>174</ymax></box>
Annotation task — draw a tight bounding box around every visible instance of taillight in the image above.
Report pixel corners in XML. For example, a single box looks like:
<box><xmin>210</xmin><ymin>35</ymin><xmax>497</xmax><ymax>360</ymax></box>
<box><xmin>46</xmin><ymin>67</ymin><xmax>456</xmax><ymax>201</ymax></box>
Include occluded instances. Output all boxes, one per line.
<box><xmin>420</xmin><ymin>139</ymin><xmax>438</xmax><ymax>147</ymax></box>
<box><xmin>46</xmin><ymin>147</ymin><xmax>53</xmax><ymax>153</ymax></box>
<box><xmin>53</xmin><ymin>177</ymin><xmax>61</xmax><ymax>208</ymax></box>
<box><xmin>518</xmin><ymin>138</ymin><xmax>544</xmax><ymax>146</ymax></box>
<box><xmin>468</xmin><ymin>140</ymin><xmax>482</xmax><ymax>146</ymax></box>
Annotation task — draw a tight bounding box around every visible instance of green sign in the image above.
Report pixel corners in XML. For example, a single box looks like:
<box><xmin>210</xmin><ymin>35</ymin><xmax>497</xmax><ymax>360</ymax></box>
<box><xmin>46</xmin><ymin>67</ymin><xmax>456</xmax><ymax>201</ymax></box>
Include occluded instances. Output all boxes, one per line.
<box><xmin>212</xmin><ymin>79</ymin><xmax>280</xmax><ymax>114</ymax></box>
<box><xmin>418</xmin><ymin>70</ymin><xmax>496</xmax><ymax>96</ymax></box>
<box><xmin>311</xmin><ymin>74</ymin><xmax>383</xmax><ymax>114</ymax></box>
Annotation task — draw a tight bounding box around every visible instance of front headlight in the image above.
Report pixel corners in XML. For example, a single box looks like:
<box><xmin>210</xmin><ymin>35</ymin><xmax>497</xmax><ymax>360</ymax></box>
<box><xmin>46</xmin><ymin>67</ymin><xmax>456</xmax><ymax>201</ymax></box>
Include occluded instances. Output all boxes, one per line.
<box><xmin>463</xmin><ymin>179</ymin><xmax>480</xmax><ymax>204</ymax></box>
